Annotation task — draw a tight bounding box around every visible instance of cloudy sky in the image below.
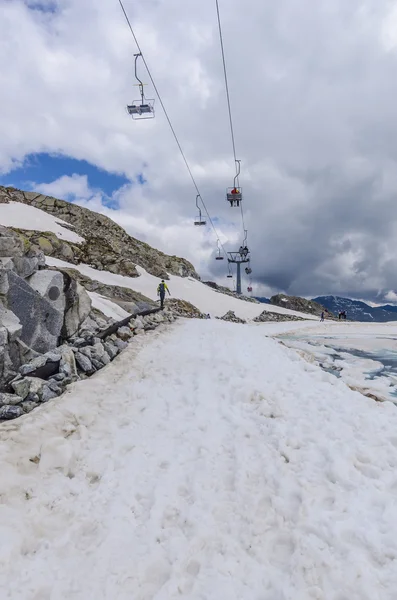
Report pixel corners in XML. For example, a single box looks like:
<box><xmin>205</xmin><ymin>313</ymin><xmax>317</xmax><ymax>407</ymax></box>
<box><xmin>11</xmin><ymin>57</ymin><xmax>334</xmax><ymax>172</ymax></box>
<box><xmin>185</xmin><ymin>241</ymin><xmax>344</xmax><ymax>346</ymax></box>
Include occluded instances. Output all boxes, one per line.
<box><xmin>1</xmin><ymin>0</ymin><xmax>397</xmax><ymax>301</ymax></box>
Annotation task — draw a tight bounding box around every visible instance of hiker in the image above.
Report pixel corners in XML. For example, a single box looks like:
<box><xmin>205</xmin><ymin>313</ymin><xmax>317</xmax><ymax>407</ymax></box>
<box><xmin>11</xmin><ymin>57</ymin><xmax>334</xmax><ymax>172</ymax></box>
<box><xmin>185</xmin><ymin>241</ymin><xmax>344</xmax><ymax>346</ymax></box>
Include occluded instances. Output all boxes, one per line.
<box><xmin>320</xmin><ymin>311</ymin><xmax>324</xmax><ymax>322</ymax></box>
<box><xmin>157</xmin><ymin>279</ymin><xmax>170</xmax><ymax>309</ymax></box>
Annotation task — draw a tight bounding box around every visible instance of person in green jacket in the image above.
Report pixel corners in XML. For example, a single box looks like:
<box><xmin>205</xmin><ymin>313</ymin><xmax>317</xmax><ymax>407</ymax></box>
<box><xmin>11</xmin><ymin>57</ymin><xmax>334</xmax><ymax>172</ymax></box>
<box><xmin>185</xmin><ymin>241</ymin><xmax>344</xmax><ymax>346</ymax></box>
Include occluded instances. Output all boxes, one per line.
<box><xmin>157</xmin><ymin>279</ymin><xmax>170</xmax><ymax>309</ymax></box>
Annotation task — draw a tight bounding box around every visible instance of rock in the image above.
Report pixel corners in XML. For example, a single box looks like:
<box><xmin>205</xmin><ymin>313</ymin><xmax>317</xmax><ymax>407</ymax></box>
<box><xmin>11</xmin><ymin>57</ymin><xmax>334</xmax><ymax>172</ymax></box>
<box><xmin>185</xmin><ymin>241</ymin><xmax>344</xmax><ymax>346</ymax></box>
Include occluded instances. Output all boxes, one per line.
<box><xmin>133</xmin><ymin>316</ymin><xmax>144</xmax><ymax>330</ymax></box>
<box><xmin>104</xmin><ymin>341</ymin><xmax>119</xmax><ymax>360</ymax></box>
<box><xmin>11</xmin><ymin>377</ymin><xmax>31</xmax><ymax>399</ymax></box>
<box><xmin>13</xmin><ymin>248</ymin><xmax>44</xmax><ymax>279</ymax></box>
<box><xmin>117</xmin><ymin>325</ymin><xmax>133</xmax><ymax>341</ymax></box>
<box><xmin>99</xmin><ymin>351</ymin><xmax>110</xmax><ymax>366</ymax></box>
<box><xmin>21</xmin><ymin>400</ymin><xmax>39</xmax><ymax>413</ymax></box>
<box><xmin>90</xmin><ymin>358</ymin><xmax>102</xmax><ymax>370</ymax></box>
<box><xmin>37</xmin><ymin>236</ymin><xmax>53</xmax><ymax>253</ymax></box>
<box><xmin>62</xmin><ymin>275</ymin><xmax>92</xmax><ymax>339</ymax></box>
<box><xmin>113</xmin><ymin>339</ymin><xmax>128</xmax><ymax>351</ymax></box>
<box><xmin>253</xmin><ymin>310</ymin><xmax>305</xmax><ymax>323</ymax></box>
<box><xmin>6</xmin><ymin>270</ymin><xmax>64</xmax><ymax>353</ymax></box>
<box><xmin>41</xmin><ymin>386</ymin><xmax>59</xmax><ymax>403</ymax></box>
<box><xmin>91</xmin><ymin>342</ymin><xmax>105</xmax><ymax>360</ymax></box>
<box><xmin>44</xmin><ymin>351</ymin><xmax>62</xmax><ymax>362</ymax></box>
<box><xmin>134</xmin><ymin>328</ymin><xmax>145</xmax><ymax>336</ymax></box>
<box><xmin>19</xmin><ymin>354</ymin><xmax>47</xmax><ymax>376</ymax></box>
<box><xmin>0</xmin><ymin>225</ymin><xmax>24</xmax><ymax>258</ymax></box>
<box><xmin>25</xmin><ymin>392</ymin><xmax>40</xmax><ymax>403</ymax></box>
<box><xmin>217</xmin><ymin>311</ymin><xmax>246</xmax><ymax>324</ymax></box>
<box><xmin>50</xmin><ymin>372</ymin><xmax>66</xmax><ymax>382</ymax></box>
<box><xmin>59</xmin><ymin>345</ymin><xmax>78</xmax><ymax>380</ymax></box>
<box><xmin>164</xmin><ymin>298</ymin><xmax>206</xmax><ymax>318</ymax></box>
<box><xmin>27</xmin><ymin>269</ymin><xmax>66</xmax><ymax>313</ymax></box>
<box><xmin>0</xmin><ymin>392</ymin><xmax>23</xmax><ymax>406</ymax></box>
<box><xmin>0</xmin><ymin>405</ymin><xmax>23</xmax><ymax>420</ymax></box>
<box><xmin>0</xmin><ymin>304</ymin><xmax>22</xmax><ymax>342</ymax></box>
<box><xmin>74</xmin><ymin>352</ymin><xmax>93</xmax><ymax>373</ymax></box>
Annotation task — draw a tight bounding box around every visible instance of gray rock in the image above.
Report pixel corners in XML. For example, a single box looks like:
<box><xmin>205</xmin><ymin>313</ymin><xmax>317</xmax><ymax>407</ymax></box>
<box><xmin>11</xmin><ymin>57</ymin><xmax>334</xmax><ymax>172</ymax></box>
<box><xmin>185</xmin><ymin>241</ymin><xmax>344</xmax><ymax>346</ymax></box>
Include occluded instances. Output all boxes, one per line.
<box><xmin>59</xmin><ymin>346</ymin><xmax>78</xmax><ymax>380</ymax></box>
<box><xmin>113</xmin><ymin>339</ymin><xmax>128</xmax><ymax>351</ymax></box>
<box><xmin>0</xmin><ymin>226</ymin><xmax>24</xmax><ymax>258</ymax></box>
<box><xmin>0</xmin><ymin>304</ymin><xmax>22</xmax><ymax>342</ymax></box>
<box><xmin>46</xmin><ymin>380</ymin><xmax>63</xmax><ymax>393</ymax></box>
<box><xmin>0</xmin><ymin>405</ymin><xmax>23</xmax><ymax>420</ymax></box>
<box><xmin>117</xmin><ymin>326</ymin><xmax>133</xmax><ymax>341</ymax></box>
<box><xmin>90</xmin><ymin>358</ymin><xmax>102</xmax><ymax>370</ymax></box>
<box><xmin>134</xmin><ymin>328</ymin><xmax>145</xmax><ymax>336</ymax></box>
<box><xmin>22</xmin><ymin>377</ymin><xmax>46</xmax><ymax>400</ymax></box>
<box><xmin>75</xmin><ymin>352</ymin><xmax>93</xmax><ymax>373</ymax></box>
<box><xmin>6</xmin><ymin>270</ymin><xmax>63</xmax><ymax>353</ymax></box>
<box><xmin>91</xmin><ymin>342</ymin><xmax>105</xmax><ymax>360</ymax></box>
<box><xmin>99</xmin><ymin>351</ymin><xmax>110</xmax><ymax>366</ymax></box>
<box><xmin>13</xmin><ymin>254</ymin><xmax>41</xmax><ymax>279</ymax></box>
<box><xmin>79</xmin><ymin>346</ymin><xmax>92</xmax><ymax>359</ymax></box>
<box><xmin>41</xmin><ymin>386</ymin><xmax>59</xmax><ymax>403</ymax></box>
<box><xmin>50</xmin><ymin>372</ymin><xmax>66</xmax><ymax>382</ymax></box>
<box><xmin>27</xmin><ymin>269</ymin><xmax>66</xmax><ymax>313</ymax></box>
<box><xmin>44</xmin><ymin>351</ymin><xmax>62</xmax><ymax>362</ymax></box>
<box><xmin>19</xmin><ymin>354</ymin><xmax>47</xmax><ymax>376</ymax></box>
<box><xmin>11</xmin><ymin>377</ymin><xmax>31</xmax><ymax>400</ymax></box>
<box><xmin>25</xmin><ymin>392</ymin><xmax>40</xmax><ymax>403</ymax></box>
<box><xmin>62</xmin><ymin>277</ymin><xmax>92</xmax><ymax>339</ymax></box>
<box><xmin>104</xmin><ymin>341</ymin><xmax>118</xmax><ymax>360</ymax></box>
<box><xmin>72</xmin><ymin>337</ymin><xmax>86</xmax><ymax>348</ymax></box>
<box><xmin>0</xmin><ymin>392</ymin><xmax>23</xmax><ymax>406</ymax></box>
<box><xmin>217</xmin><ymin>311</ymin><xmax>246</xmax><ymax>324</ymax></box>
<box><xmin>21</xmin><ymin>400</ymin><xmax>39</xmax><ymax>413</ymax></box>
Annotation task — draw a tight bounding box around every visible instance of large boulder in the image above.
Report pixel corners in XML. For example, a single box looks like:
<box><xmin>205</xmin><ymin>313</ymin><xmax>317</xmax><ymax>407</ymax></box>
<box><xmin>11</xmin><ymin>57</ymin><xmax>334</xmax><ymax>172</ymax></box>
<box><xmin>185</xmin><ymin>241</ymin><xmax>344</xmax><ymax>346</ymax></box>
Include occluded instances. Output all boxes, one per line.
<box><xmin>0</xmin><ymin>225</ymin><xmax>24</xmax><ymax>258</ymax></box>
<box><xmin>28</xmin><ymin>270</ymin><xmax>66</xmax><ymax>314</ymax></box>
<box><xmin>5</xmin><ymin>270</ymin><xmax>64</xmax><ymax>353</ymax></box>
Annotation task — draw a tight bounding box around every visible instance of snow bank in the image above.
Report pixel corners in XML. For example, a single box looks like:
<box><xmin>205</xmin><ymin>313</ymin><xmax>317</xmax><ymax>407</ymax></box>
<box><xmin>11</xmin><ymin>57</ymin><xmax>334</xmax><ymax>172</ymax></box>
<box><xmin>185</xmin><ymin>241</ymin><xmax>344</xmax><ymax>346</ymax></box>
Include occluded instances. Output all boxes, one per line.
<box><xmin>1</xmin><ymin>319</ymin><xmax>397</xmax><ymax>598</ymax></box>
<box><xmin>87</xmin><ymin>291</ymin><xmax>130</xmax><ymax>321</ymax></box>
<box><xmin>45</xmin><ymin>256</ymin><xmax>317</xmax><ymax>321</ymax></box>
<box><xmin>0</xmin><ymin>201</ymin><xmax>84</xmax><ymax>243</ymax></box>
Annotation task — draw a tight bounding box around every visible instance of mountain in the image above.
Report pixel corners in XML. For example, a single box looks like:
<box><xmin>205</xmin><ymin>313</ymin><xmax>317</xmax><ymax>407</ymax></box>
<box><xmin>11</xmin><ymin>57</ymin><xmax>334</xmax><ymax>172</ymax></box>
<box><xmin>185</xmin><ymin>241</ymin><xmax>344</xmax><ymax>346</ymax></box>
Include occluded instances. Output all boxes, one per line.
<box><xmin>254</xmin><ymin>297</ymin><xmax>271</xmax><ymax>304</ymax></box>
<box><xmin>313</xmin><ymin>296</ymin><xmax>397</xmax><ymax>322</ymax></box>
<box><xmin>270</xmin><ymin>294</ymin><xmax>334</xmax><ymax>318</ymax></box>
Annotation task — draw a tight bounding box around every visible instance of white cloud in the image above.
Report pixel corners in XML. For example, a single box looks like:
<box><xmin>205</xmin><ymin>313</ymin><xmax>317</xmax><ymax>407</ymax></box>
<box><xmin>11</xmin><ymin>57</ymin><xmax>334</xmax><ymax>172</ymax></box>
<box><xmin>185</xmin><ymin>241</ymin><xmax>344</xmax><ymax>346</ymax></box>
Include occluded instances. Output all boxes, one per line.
<box><xmin>2</xmin><ymin>0</ymin><xmax>397</xmax><ymax>298</ymax></box>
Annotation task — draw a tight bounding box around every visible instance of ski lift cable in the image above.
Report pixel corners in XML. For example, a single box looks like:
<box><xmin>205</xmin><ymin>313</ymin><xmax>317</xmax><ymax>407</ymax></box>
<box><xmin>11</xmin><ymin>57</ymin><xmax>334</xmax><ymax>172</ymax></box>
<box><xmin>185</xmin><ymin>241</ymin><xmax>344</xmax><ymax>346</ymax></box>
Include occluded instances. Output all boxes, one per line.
<box><xmin>117</xmin><ymin>0</ymin><xmax>228</xmax><ymax>259</ymax></box>
<box><xmin>214</xmin><ymin>0</ymin><xmax>247</xmax><ymax>235</ymax></box>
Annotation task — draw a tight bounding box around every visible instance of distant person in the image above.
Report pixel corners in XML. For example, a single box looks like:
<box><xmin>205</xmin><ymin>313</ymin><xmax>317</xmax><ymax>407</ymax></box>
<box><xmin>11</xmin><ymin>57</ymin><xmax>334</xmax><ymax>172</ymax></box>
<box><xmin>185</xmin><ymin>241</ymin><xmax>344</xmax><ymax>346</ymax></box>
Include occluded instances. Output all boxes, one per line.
<box><xmin>320</xmin><ymin>311</ymin><xmax>324</xmax><ymax>322</ymax></box>
<box><xmin>157</xmin><ymin>279</ymin><xmax>170</xmax><ymax>309</ymax></box>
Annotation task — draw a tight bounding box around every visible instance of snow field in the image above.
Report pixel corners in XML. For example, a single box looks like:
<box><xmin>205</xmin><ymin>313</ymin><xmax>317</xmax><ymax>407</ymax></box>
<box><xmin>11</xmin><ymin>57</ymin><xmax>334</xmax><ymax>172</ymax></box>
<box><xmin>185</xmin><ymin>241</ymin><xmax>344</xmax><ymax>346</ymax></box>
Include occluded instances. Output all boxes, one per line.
<box><xmin>45</xmin><ymin>256</ymin><xmax>317</xmax><ymax>321</ymax></box>
<box><xmin>0</xmin><ymin>201</ymin><xmax>84</xmax><ymax>243</ymax></box>
<box><xmin>1</xmin><ymin>319</ymin><xmax>397</xmax><ymax>599</ymax></box>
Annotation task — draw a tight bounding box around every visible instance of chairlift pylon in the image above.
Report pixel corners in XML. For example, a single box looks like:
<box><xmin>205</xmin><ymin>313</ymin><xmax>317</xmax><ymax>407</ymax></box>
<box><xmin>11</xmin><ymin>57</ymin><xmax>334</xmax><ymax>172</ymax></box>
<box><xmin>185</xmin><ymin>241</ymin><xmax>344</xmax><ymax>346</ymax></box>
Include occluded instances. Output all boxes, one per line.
<box><xmin>194</xmin><ymin>194</ymin><xmax>206</xmax><ymax>226</ymax></box>
<box><xmin>215</xmin><ymin>239</ymin><xmax>224</xmax><ymax>260</ymax></box>
<box><xmin>126</xmin><ymin>53</ymin><xmax>155</xmax><ymax>120</ymax></box>
<box><xmin>226</xmin><ymin>159</ymin><xmax>242</xmax><ymax>207</ymax></box>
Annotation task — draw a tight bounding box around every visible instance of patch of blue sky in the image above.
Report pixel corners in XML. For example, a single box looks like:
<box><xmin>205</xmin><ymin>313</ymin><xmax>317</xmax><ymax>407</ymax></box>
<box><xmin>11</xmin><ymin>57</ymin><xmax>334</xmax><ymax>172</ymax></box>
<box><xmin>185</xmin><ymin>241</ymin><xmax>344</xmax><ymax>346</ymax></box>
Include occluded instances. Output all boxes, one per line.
<box><xmin>0</xmin><ymin>153</ymin><xmax>130</xmax><ymax>197</ymax></box>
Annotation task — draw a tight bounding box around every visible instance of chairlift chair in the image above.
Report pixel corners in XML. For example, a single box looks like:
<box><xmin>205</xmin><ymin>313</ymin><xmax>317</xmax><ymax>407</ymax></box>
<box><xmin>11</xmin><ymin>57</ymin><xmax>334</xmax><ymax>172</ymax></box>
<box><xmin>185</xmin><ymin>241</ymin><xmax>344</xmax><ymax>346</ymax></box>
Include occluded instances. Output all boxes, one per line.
<box><xmin>226</xmin><ymin>159</ymin><xmax>243</xmax><ymax>207</ymax></box>
<box><xmin>126</xmin><ymin>53</ymin><xmax>155</xmax><ymax>120</ymax></box>
<box><xmin>215</xmin><ymin>239</ymin><xmax>224</xmax><ymax>260</ymax></box>
<box><xmin>194</xmin><ymin>194</ymin><xmax>206</xmax><ymax>226</ymax></box>
<box><xmin>247</xmin><ymin>286</ymin><xmax>253</xmax><ymax>292</ymax></box>
<box><xmin>245</xmin><ymin>267</ymin><xmax>252</xmax><ymax>275</ymax></box>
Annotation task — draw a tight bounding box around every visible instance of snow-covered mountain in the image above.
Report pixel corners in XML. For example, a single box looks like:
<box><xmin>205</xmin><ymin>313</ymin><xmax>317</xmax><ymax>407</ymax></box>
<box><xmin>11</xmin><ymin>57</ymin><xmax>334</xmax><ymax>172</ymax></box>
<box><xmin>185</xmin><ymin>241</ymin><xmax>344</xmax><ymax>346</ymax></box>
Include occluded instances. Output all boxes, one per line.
<box><xmin>314</xmin><ymin>295</ymin><xmax>397</xmax><ymax>322</ymax></box>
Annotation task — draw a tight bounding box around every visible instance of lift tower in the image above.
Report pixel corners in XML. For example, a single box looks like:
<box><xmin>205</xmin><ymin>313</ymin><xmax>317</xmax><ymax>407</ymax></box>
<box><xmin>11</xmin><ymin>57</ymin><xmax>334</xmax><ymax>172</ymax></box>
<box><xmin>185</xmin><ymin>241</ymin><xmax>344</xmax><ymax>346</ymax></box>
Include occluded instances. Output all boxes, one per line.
<box><xmin>227</xmin><ymin>249</ymin><xmax>250</xmax><ymax>295</ymax></box>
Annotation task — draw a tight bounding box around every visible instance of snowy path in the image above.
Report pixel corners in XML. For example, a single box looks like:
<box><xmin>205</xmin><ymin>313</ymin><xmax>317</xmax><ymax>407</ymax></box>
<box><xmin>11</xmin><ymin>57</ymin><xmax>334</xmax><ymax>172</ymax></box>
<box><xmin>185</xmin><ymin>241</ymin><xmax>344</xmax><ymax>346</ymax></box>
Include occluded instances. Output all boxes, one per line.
<box><xmin>2</xmin><ymin>320</ymin><xmax>397</xmax><ymax>599</ymax></box>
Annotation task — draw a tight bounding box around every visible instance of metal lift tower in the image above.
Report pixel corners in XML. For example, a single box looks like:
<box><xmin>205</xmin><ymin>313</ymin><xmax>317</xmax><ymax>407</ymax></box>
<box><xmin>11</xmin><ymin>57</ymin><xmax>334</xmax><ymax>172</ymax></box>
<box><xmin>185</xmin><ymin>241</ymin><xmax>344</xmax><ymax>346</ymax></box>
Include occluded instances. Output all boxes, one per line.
<box><xmin>227</xmin><ymin>251</ymin><xmax>250</xmax><ymax>295</ymax></box>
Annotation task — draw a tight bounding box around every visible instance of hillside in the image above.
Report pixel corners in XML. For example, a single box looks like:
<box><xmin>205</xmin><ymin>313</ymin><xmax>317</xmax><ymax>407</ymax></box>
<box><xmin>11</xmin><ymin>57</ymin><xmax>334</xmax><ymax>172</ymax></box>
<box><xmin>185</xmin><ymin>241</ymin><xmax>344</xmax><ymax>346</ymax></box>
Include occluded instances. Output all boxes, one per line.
<box><xmin>0</xmin><ymin>186</ymin><xmax>197</xmax><ymax>280</ymax></box>
<box><xmin>0</xmin><ymin>187</ymin><xmax>317</xmax><ymax>322</ymax></box>
<box><xmin>314</xmin><ymin>295</ymin><xmax>397</xmax><ymax>322</ymax></box>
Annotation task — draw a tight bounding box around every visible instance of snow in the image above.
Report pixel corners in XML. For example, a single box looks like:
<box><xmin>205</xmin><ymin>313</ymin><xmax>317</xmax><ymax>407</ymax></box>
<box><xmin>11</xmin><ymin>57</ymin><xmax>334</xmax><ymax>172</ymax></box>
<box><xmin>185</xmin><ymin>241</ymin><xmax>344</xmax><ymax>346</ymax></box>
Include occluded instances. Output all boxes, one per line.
<box><xmin>278</xmin><ymin>321</ymin><xmax>397</xmax><ymax>403</ymax></box>
<box><xmin>2</xmin><ymin>319</ymin><xmax>397</xmax><ymax>598</ymax></box>
<box><xmin>0</xmin><ymin>201</ymin><xmax>84</xmax><ymax>243</ymax></box>
<box><xmin>45</xmin><ymin>256</ymin><xmax>317</xmax><ymax>321</ymax></box>
<box><xmin>87</xmin><ymin>291</ymin><xmax>130</xmax><ymax>321</ymax></box>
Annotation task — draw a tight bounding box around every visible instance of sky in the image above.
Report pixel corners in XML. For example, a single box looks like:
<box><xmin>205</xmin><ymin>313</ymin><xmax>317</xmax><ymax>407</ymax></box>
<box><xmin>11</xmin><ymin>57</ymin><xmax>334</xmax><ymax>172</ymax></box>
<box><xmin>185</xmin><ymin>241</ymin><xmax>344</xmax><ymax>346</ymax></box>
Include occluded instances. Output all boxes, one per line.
<box><xmin>1</xmin><ymin>0</ymin><xmax>397</xmax><ymax>301</ymax></box>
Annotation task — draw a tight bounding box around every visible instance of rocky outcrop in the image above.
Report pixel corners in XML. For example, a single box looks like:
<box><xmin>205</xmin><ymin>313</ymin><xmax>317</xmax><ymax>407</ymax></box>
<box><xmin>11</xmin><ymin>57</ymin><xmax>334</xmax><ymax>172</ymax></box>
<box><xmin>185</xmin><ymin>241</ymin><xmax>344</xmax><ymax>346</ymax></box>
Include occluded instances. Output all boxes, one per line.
<box><xmin>54</xmin><ymin>267</ymin><xmax>156</xmax><ymax>314</ymax></box>
<box><xmin>253</xmin><ymin>310</ymin><xmax>305</xmax><ymax>323</ymax></box>
<box><xmin>217</xmin><ymin>311</ymin><xmax>246</xmax><ymax>324</ymax></box>
<box><xmin>164</xmin><ymin>298</ymin><xmax>206</xmax><ymax>319</ymax></box>
<box><xmin>0</xmin><ymin>186</ymin><xmax>198</xmax><ymax>280</ymax></box>
<box><xmin>0</xmin><ymin>307</ymin><xmax>176</xmax><ymax>421</ymax></box>
<box><xmin>270</xmin><ymin>294</ymin><xmax>335</xmax><ymax>318</ymax></box>
<box><xmin>0</xmin><ymin>225</ymin><xmax>94</xmax><ymax>392</ymax></box>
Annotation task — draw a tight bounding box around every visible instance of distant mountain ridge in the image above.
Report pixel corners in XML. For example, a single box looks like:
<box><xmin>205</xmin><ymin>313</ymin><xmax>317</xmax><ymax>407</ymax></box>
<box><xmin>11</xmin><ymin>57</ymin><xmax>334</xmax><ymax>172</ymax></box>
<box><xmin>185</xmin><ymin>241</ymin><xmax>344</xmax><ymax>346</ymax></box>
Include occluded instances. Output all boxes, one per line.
<box><xmin>313</xmin><ymin>296</ymin><xmax>397</xmax><ymax>322</ymax></box>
